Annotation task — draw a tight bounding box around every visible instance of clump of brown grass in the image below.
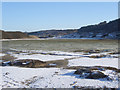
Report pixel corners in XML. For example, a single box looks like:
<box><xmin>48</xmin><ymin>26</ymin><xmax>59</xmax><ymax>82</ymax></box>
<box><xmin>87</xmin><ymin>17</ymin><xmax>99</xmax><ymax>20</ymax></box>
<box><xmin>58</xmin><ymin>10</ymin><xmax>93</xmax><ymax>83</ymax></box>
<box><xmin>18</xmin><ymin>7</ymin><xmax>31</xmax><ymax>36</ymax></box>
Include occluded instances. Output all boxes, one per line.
<box><xmin>89</xmin><ymin>55</ymin><xmax>106</xmax><ymax>58</ymax></box>
<box><xmin>109</xmin><ymin>52</ymin><xmax>120</xmax><ymax>55</ymax></box>
<box><xmin>2</xmin><ymin>54</ymin><xmax>16</xmax><ymax>61</ymax></box>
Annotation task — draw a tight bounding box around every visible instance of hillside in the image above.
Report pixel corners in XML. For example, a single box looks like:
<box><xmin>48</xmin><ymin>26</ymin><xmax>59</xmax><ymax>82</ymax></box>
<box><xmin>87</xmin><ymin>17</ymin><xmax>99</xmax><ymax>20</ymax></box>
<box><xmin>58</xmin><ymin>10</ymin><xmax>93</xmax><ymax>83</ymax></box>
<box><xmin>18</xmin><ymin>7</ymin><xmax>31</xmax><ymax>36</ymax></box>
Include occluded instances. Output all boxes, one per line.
<box><xmin>1</xmin><ymin>30</ymin><xmax>39</xmax><ymax>39</ymax></box>
<box><xmin>28</xmin><ymin>19</ymin><xmax>119</xmax><ymax>39</ymax></box>
<box><xmin>60</xmin><ymin>19</ymin><xmax>120</xmax><ymax>39</ymax></box>
<box><xmin>1</xmin><ymin>19</ymin><xmax>119</xmax><ymax>39</ymax></box>
<box><xmin>28</xmin><ymin>29</ymin><xmax>77</xmax><ymax>38</ymax></box>
<box><xmin>78</xmin><ymin>19</ymin><xmax>119</xmax><ymax>39</ymax></box>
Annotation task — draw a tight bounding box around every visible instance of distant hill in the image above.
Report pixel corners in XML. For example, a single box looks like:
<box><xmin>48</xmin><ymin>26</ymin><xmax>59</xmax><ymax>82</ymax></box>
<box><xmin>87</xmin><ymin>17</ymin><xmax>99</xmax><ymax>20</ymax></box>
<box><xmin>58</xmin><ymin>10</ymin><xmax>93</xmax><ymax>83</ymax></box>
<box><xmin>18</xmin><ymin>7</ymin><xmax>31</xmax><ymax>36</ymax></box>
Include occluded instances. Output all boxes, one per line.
<box><xmin>28</xmin><ymin>29</ymin><xmax>77</xmax><ymax>38</ymax></box>
<box><xmin>77</xmin><ymin>19</ymin><xmax>119</xmax><ymax>39</ymax></box>
<box><xmin>59</xmin><ymin>19</ymin><xmax>120</xmax><ymax>39</ymax></box>
<box><xmin>27</xmin><ymin>19</ymin><xmax>119</xmax><ymax>39</ymax></box>
<box><xmin>1</xmin><ymin>18</ymin><xmax>119</xmax><ymax>39</ymax></box>
<box><xmin>1</xmin><ymin>30</ymin><xmax>39</xmax><ymax>39</ymax></box>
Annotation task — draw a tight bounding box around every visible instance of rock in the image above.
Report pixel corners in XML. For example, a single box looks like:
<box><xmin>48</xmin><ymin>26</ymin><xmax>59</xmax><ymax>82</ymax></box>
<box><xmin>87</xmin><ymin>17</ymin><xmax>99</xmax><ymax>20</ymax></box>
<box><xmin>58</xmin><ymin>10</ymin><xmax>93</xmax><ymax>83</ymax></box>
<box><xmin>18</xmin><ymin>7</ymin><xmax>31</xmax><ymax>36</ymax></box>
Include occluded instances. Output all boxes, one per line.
<box><xmin>74</xmin><ymin>69</ymin><xmax>107</xmax><ymax>79</ymax></box>
<box><xmin>13</xmin><ymin>61</ymin><xmax>22</xmax><ymax>66</ymax></box>
<box><xmin>86</xmin><ymin>71</ymin><xmax>107</xmax><ymax>79</ymax></box>
<box><xmin>74</xmin><ymin>68</ymin><xmax>91</xmax><ymax>75</ymax></box>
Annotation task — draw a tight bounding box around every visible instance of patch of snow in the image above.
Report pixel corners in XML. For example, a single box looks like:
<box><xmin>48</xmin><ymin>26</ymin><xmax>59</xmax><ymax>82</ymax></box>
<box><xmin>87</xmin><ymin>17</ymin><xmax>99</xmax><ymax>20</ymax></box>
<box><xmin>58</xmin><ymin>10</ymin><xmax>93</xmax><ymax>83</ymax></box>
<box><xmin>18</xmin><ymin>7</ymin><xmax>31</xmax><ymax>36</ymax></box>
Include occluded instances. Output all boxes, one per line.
<box><xmin>1</xmin><ymin>66</ymin><xmax>118</xmax><ymax>88</ymax></box>
<box><xmin>22</xmin><ymin>62</ymin><xmax>30</xmax><ymax>65</ymax></box>
<box><xmin>3</xmin><ymin>61</ymin><xmax>11</xmax><ymax>64</ymax></box>
<box><xmin>13</xmin><ymin>49</ymin><xmax>83</xmax><ymax>56</ymax></box>
<box><xmin>49</xmin><ymin>63</ymin><xmax>57</xmax><ymax>66</ymax></box>
<box><xmin>68</xmin><ymin>57</ymin><xmax>118</xmax><ymax>69</ymax></box>
<box><xmin>12</xmin><ymin>53</ymin><xmax>76</xmax><ymax>61</ymax></box>
<box><xmin>9</xmin><ymin>49</ymin><xmax>84</xmax><ymax>61</ymax></box>
<box><xmin>0</xmin><ymin>53</ymin><xmax>5</xmax><ymax>57</ymax></box>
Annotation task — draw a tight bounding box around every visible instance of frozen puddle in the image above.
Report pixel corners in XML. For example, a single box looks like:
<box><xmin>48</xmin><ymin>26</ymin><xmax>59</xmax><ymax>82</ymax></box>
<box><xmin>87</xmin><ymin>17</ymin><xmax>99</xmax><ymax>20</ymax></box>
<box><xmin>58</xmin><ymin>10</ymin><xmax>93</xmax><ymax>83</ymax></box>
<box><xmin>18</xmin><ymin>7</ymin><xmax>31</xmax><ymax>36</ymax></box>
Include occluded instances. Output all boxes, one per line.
<box><xmin>1</xmin><ymin>66</ymin><xmax>118</xmax><ymax>88</ymax></box>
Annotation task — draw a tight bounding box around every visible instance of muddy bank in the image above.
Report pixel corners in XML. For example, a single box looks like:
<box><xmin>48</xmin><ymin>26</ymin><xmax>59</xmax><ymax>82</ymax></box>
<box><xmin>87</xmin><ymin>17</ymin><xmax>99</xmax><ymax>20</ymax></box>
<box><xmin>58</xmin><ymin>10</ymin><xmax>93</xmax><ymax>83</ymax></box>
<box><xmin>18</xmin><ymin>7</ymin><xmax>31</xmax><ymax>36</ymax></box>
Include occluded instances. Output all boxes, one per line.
<box><xmin>1</xmin><ymin>57</ymin><xmax>74</xmax><ymax>68</ymax></box>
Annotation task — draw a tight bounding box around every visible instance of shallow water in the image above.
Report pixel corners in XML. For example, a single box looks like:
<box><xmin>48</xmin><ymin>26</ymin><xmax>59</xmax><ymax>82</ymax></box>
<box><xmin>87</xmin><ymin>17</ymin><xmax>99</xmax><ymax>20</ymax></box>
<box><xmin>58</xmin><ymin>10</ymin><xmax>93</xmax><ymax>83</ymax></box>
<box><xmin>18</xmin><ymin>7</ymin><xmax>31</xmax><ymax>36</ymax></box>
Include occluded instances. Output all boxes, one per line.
<box><xmin>2</xmin><ymin>39</ymin><xmax>118</xmax><ymax>52</ymax></box>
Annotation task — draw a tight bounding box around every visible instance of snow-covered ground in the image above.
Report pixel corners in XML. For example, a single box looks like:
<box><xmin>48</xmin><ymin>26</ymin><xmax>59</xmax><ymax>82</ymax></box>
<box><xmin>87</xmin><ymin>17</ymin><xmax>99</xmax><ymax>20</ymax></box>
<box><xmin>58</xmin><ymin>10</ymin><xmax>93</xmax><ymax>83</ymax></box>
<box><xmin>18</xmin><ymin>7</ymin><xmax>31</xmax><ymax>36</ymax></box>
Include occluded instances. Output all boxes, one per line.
<box><xmin>8</xmin><ymin>49</ymin><xmax>115</xmax><ymax>61</ymax></box>
<box><xmin>68</xmin><ymin>57</ymin><xmax>118</xmax><ymax>69</ymax></box>
<box><xmin>0</xmin><ymin>53</ymin><xmax>5</xmax><ymax>57</ymax></box>
<box><xmin>1</xmin><ymin>66</ymin><xmax>118</xmax><ymax>88</ymax></box>
<box><xmin>6</xmin><ymin>49</ymin><xmax>83</xmax><ymax>61</ymax></box>
<box><xmin>1</xmin><ymin>48</ymin><xmax>119</xmax><ymax>88</ymax></box>
<box><xmin>12</xmin><ymin>53</ymin><xmax>76</xmax><ymax>61</ymax></box>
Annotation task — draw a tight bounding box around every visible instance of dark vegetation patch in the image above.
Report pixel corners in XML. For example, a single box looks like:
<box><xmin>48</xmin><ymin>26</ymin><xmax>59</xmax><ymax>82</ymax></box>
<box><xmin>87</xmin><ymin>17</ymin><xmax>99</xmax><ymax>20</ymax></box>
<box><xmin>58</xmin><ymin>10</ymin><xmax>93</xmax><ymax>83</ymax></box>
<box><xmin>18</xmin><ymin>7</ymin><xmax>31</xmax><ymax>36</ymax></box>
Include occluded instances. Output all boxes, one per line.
<box><xmin>73</xmin><ymin>86</ymin><xmax>117</xmax><ymax>90</ymax></box>
<box><xmin>65</xmin><ymin>66</ymin><xmax>120</xmax><ymax>73</ymax></box>
<box><xmin>1</xmin><ymin>58</ymin><xmax>69</xmax><ymax>68</ymax></box>
<box><xmin>1</xmin><ymin>59</ymin><xmax>46</xmax><ymax>67</ymax></box>
<box><xmin>1</xmin><ymin>57</ymin><xmax>77</xmax><ymax>68</ymax></box>
<box><xmin>17</xmin><ymin>59</ymin><xmax>47</xmax><ymax>68</ymax></box>
<box><xmin>109</xmin><ymin>52</ymin><xmax>120</xmax><ymax>55</ymax></box>
<box><xmin>89</xmin><ymin>55</ymin><xmax>107</xmax><ymax>58</ymax></box>
<box><xmin>12</xmin><ymin>59</ymin><xmax>47</xmax><ymax>68</ymax></box>
<box><xmin>73</xmin><ymin>49</ymin><xmax>111</xmax><ymax>53</ymax></box>
<box><xmin>74</xmin><ymin>68</ymin><xmax>107</xmax><ymax>79</ymax></box>
<box><xmin>89</xmin><ymin>54</ymin><xmax>118</xmax><ymax>58</ymax></box>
